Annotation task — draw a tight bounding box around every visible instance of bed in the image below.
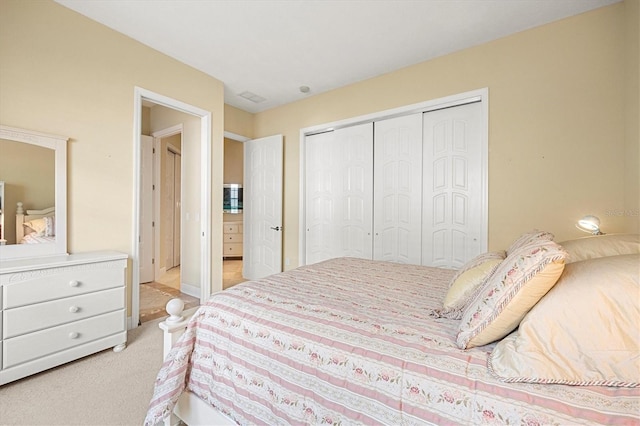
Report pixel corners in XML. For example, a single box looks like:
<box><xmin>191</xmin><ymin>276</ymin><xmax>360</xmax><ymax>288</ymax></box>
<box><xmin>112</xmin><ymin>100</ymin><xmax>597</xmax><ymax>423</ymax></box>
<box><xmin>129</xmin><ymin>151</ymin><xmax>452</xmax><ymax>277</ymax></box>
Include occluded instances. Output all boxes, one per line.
<box><xmin>15</xmin><ymin>202</ymin><xmax>56</xmax><ymax>244</ymax></box>
<box><xmin>145</xmin><ymin>232</ymin><xmax>640</xmax><ymax>426</ymax></box>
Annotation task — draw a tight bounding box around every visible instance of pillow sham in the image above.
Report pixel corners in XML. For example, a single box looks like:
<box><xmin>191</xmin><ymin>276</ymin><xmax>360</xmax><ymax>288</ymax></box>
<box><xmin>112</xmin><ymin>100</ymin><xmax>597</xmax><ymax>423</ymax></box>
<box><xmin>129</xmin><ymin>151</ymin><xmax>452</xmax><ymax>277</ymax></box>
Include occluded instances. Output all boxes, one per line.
<box><xmin>506</xmin><ymin>229</ymin><xmax>554</xmax><ymax>256</ymax></box>
<box><xmin>23</xmin><ymin>218</ymin><xmax>47</xmax><ymax>236</ymax></box>
<box><xmin>489</xmin><ymin>254</ymin><xmax>640</xmax><ymax>387</ymax></box>
<box><xmin>456</xmin><ymin>239</ymin><xmax>567</xmax><ymax>349</ymax></box>
<box><xmin>559</xmin><ymin>233</ymin><xmax>639</xmax><ymax>263</ymax></box>
<box><xmin>433</xmin><ymin>251</ymin><xmax>506</xmax><ymax>319</ymax></box>
<box><xmin>23</xmin><ymin>216</ymin><xmax>55</xmax><ymax>237</ymax></box>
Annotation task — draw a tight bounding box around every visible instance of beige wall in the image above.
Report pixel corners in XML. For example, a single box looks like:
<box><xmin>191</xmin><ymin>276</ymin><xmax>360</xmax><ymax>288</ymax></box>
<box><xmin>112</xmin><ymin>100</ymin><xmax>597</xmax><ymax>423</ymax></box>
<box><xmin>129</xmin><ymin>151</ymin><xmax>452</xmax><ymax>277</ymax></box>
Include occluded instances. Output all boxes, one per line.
<box><xmin>224</xmin><ymin>104</ymin><xmax>254</xmax><ymax>139</ymax></box>
<box><xmin>625</xmin><ymin>0</ymin><xmax>640</xmax><ymax>233</ymax></box>
<box><xmin>0</xmin><ymin>1</ymin><xmax>225</xmax><ymax>308</ymax></box>
<box><xmin>253</xmin><ymin>2</ymin><xmax>637</xmax><ymax>269</ymax></box>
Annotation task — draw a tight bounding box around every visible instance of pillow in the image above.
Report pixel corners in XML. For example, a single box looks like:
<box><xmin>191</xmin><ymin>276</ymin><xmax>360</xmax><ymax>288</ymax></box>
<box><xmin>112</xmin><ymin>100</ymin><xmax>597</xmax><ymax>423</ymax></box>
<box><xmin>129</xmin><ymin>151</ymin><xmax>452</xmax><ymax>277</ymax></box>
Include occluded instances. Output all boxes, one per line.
<box><xmin>506</xmin><ymin>229</ymin><xmax>554</xmax><ymax>255</ymax></box>
<box><xmin>23</xmin><ymin>218</ymin><xmax>47</xmax><ymax>236</ymax></box>
<box><xmin>559</xmin><ymin>234</ymin><xmax>639</xmax><ymax>263</ymax></box>
<box><xmin>456</xmin><ymin>239</ymin><xmax>567</xmax><ymax>349</ymax></box>
<box><xmin>23</xmin><ymin>216</ymin><xmax>55</xmax><ymax>237</ymax></box>
<box><xmin>489</xmin><ymin>254</ymin><xmax>640</xmax><ymax>387</ymax></box>
<box><xmin>432</xmin><ymin>251</ymin><xmax>506</xmax><ymax>319</ymax></box>
<box><xmin>44</xmin><ymin>216</ymin><xmax>55</xmax><ymax>237</ymax></box>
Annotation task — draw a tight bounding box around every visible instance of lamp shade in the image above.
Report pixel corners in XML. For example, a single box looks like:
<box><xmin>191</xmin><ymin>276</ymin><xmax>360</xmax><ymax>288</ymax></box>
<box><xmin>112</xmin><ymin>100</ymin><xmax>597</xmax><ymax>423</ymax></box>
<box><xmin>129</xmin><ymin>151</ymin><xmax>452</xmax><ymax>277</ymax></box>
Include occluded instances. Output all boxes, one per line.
<box><xmin>576</xmin><ymin>215</ymin><xmax>602</xmax><ymax>235</ymax></box>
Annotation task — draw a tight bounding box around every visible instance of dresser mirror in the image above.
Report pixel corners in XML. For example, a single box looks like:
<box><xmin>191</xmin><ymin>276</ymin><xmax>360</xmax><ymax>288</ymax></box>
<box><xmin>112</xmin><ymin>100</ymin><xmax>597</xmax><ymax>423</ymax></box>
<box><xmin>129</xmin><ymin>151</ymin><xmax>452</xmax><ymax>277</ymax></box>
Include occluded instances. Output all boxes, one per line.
<box><xmin>0</xmin><ymin>125</ymin><xmax>68</xmax><ymax>260</ymax></box>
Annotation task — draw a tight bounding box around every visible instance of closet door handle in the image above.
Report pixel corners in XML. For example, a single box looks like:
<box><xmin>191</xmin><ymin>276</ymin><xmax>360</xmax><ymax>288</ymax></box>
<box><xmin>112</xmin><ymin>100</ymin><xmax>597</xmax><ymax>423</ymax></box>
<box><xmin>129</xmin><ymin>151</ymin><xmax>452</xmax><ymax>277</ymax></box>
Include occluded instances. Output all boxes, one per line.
<box><xmin>270</xmin><ymin>226</ymin><xmax>282</xmax><ymax>231</ymax></box>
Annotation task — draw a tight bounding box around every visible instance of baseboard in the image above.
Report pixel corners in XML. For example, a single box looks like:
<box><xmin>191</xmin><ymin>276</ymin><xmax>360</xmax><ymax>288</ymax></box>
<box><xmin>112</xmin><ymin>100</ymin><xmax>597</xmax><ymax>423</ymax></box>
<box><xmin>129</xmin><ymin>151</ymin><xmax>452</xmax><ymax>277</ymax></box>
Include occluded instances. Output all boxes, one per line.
<box><xmin>180</xmin><ymin>282</ymin><xmax>200</xmax><ymax>298</ymax></box>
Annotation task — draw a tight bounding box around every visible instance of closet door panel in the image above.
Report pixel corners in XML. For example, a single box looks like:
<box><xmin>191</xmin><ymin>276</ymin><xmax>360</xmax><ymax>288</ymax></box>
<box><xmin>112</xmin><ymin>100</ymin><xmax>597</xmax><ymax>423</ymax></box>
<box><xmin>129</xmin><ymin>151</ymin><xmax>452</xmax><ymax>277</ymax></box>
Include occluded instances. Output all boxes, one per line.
<box><xmin>305</xmin><ymin>131</ymin><xmax>337</xmax><ymax>265</ymax></box>
<box><xmin>337</xmin><ymin>124</ymin><xmax>374</xmax><ymax>259</ymax></box>
<box><xmin>373</xmin><ymin>113</ymin><xmax>423</xmax><ymax>264</ymax></box>
<box><xmin>422</xmin><ymin>102</ymin><xmax>483</xmax><ymax>268</ymax></box>
<box><xmin>305</xmin><ymin>124</ymin><xmax>373</xmax><ymax>265</ymax></box>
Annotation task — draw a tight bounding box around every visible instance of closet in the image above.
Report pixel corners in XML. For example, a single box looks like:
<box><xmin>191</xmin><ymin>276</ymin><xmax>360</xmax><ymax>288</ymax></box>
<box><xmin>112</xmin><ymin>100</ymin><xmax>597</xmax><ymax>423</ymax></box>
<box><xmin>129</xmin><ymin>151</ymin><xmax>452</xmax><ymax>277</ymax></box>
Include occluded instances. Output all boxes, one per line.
<box><xmin>303</xmin><ymin>96</ymin><xmax>486</xmax><ymax>269</ymax></box>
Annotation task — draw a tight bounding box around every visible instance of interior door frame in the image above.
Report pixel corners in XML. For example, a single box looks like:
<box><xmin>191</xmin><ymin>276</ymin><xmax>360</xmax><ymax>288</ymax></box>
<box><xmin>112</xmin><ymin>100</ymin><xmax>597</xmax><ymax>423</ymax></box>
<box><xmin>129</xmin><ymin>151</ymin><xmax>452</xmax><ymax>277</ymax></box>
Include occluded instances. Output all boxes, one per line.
<box><xmin>299</xmin><ymin>88</ymin><xmax>489</xmax><ymax>266</ymax></box>
<box><xmin>132</xmin><ymin>87</ymin><xmax>212</xmax><ymax>329</ymax></box>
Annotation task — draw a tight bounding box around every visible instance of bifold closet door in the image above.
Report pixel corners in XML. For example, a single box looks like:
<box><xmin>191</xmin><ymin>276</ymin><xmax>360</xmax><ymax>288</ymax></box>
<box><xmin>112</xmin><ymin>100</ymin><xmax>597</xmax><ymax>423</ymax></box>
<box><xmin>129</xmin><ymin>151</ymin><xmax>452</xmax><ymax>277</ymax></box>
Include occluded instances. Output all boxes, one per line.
<box><xmin>373</xmin><ymin>113</ymin><xmax>423</xmax><ymax>264</ymax></box>
<box><xmin>305</xmin><ymin>123</ymin><xmax>373</xmax><ymax>265</ymax></box>
<box><xmin>422</xmin><ymin>101</ymin><xmax>484</xmax><ymax>268</ymax></box>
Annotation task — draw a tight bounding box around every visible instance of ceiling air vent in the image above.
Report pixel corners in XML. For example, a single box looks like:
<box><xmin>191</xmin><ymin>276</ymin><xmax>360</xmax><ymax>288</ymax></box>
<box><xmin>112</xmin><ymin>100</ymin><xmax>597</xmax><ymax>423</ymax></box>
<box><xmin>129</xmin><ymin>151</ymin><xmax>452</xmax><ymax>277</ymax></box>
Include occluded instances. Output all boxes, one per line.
<box><xmin>238</xmin><ymin>91</ymin><xmax>266</xmax><ymax>103</ymax></box>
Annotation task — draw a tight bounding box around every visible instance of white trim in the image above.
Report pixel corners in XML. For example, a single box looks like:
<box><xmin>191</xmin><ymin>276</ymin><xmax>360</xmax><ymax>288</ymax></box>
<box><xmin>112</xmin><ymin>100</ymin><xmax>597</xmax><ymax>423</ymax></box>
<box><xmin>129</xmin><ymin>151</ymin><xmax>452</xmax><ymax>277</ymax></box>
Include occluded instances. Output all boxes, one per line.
<box><xmin>299</xmin><ymin>88</ymin><xmax>489</xmax><ymax>265</ymax></box>
<box><xmin>224</xmin><ymin>130</ymin><xmax>250</xmax><ymax>143</ymax></box>
<box><xmin>153</xmin><ymin>124</ymin><xmax>183</xmax><ymax>139</ymax></box>
<box><xmin>132</xmin><ymin>86</ymin><xmax>212</xmax><ymax>329</ymax></box>
<box><xmin>0</xmin><ymin>126</ymin><xmax>68</xmax><ymax>260</ymax></box>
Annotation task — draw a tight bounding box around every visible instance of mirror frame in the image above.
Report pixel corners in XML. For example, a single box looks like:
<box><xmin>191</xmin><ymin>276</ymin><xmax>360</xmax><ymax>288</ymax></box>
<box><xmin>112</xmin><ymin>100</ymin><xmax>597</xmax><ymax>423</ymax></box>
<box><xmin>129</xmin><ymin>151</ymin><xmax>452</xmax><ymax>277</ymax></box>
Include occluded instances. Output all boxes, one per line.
<box><xmin>0</xmin><ymin>125</ymin><xmax>68</xmax><ymax>260</ymax></box>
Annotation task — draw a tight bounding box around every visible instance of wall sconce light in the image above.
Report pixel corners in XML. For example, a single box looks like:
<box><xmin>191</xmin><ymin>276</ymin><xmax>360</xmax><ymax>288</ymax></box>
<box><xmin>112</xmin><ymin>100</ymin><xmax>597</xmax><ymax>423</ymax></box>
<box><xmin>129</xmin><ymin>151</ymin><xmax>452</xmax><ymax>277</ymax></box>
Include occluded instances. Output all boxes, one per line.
<box><xmin>576</xmin><ymin>215</ymin><xmax>604</xmax><ymax>235</ymax></box>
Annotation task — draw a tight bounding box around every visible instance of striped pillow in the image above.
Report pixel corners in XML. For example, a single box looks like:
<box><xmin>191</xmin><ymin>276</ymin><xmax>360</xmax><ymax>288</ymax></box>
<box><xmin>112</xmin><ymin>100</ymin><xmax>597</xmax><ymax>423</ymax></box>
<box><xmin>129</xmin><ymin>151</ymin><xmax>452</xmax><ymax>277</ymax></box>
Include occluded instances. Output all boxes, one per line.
<box><xmin>456</xmin><ymin>239</ymin><xmax>567</xmax><ymax>349</ymax></box>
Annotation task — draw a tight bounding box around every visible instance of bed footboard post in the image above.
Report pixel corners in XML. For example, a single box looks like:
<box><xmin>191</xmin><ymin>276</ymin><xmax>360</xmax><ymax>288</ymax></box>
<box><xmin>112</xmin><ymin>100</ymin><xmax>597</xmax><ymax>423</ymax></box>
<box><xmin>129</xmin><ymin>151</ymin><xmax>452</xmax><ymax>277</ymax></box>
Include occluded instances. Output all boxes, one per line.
<box><xmin>158</xmin><ymin>299</ymin><xmax>190</xmax><ymax>358</ymax></box>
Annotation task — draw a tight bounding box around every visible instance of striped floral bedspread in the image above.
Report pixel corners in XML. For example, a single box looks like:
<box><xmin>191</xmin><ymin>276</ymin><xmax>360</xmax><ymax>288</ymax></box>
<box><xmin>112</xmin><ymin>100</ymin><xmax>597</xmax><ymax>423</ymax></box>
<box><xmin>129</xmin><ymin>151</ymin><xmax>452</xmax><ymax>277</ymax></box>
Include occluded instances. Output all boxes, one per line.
<box><xmin>145</xmin><ymin>257</ymin><xmax>639</xmax><ymax>425</ymax></box>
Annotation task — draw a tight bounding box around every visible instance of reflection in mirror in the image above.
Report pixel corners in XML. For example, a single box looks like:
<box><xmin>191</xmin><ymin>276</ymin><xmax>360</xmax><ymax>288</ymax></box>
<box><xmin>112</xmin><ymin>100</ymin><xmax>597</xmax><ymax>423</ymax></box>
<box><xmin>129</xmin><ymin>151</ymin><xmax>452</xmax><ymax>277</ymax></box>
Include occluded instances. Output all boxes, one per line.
<box><xmin>0</xmin><ymin>125</ymin><xmax>67</xmax><ymax>261</ymax></box>
<box><xmin>0</xmin><ymin>139</ymin><xmax>55</xmax><ymax>245</ymax></box>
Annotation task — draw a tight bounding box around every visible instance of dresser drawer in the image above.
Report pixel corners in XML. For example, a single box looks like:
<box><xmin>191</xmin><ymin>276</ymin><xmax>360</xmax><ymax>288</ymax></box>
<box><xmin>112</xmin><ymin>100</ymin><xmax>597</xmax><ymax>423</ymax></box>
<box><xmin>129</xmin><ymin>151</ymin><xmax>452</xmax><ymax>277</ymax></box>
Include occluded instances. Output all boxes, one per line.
<box><xmin>224</xmin><ymin>224</ymin><xmax>240</xmax><ymax>233</ymax></box>
<box><xmin>3</xmin><ymin>265</ymin><xmax>123</xmax><ymax>309</ymax></box>
<box><xmin>3</xmin><ymin>287</ymin><xmax>125</xmax><ymax>339</ymax></box>
<box><xmin>224</xmin><ymin>233</ymin><xmax>242</xmax><ymax>243</ymax></box>
<box><xmin>3</xmin><ymin>309</ymin><xmax>125</xmax><ymax>369</ymax></box>
<box><xmin>223</xmin><ymin>243</ymin><xmax>243</xmax><ymax>256</ymax></box>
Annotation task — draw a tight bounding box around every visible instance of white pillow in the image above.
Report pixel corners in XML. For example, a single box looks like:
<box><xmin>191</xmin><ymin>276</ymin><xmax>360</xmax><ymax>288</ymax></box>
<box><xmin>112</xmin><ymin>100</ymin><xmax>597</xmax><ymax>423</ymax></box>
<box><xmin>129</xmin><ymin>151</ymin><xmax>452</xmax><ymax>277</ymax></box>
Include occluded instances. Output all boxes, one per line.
<box><xmin>24</xmin><ymin>218</ymin><xmax>47</xmax><ymax>236</ymax></box>
<box><xmin>489</xmin><ymin>254</ymin><xmax>640</xmax><ymax>387</ymax></box>
<box><xmin>559</xmin><ymin>234</ymin><xmax>639</xmax><ymax>263</ymax></box>
<box><xmin>23</xmin><ymin>216</ymin><xmax>55</xmax><ymax>237</ymax></box>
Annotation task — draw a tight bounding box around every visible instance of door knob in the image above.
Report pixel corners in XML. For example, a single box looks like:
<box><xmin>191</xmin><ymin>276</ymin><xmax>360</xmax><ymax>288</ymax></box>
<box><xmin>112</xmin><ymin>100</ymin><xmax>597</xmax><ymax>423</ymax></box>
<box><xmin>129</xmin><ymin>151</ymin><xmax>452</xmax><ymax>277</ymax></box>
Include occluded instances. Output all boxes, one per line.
<box><xmin>270</xmin><ymin>226</ymin><xmax>282</xmax><ymax>231</ymax></box>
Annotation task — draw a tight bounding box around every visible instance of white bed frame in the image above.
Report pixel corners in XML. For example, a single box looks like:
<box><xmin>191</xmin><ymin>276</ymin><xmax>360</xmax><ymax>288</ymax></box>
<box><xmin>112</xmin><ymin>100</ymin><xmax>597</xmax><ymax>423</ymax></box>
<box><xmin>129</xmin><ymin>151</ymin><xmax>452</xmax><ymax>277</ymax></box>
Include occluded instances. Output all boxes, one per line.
<box><xmin>15</xmin><ymin>202</ymin><xmax>55</xmax><ymax>242</ymax></box>
<box><xmin>159</xmin><ymin>299</ymin><xmax>235</xmax><ymax>426</ymax></box>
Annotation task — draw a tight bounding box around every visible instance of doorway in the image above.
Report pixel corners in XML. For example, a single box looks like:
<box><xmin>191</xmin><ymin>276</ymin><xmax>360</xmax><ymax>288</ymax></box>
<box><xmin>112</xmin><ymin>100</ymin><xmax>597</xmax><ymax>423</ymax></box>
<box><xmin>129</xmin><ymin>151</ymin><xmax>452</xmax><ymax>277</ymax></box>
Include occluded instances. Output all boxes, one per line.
<box><xmin>223</xmin><ymin>136</ymin><xmax>245</xmax><ymax>289</ymax></box>
<box><xmin>139</xmin><ymin>129</ymin><xmax>198</xmax><ymax>323</ymax></box>
<box><xmin>132</xmin><ymin>87</ymin><xmax>213</xmax><ymax>329</ymax></box>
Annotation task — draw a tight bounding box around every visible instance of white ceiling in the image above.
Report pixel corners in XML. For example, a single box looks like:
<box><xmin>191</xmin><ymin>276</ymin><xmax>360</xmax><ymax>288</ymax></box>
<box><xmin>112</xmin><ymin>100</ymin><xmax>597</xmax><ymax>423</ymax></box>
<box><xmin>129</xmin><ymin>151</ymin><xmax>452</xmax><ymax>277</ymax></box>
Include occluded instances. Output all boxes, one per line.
<box><xmin>55</xmin><ymin>0</ymin><xmax>620</xmax><ymax>114</ymax></box>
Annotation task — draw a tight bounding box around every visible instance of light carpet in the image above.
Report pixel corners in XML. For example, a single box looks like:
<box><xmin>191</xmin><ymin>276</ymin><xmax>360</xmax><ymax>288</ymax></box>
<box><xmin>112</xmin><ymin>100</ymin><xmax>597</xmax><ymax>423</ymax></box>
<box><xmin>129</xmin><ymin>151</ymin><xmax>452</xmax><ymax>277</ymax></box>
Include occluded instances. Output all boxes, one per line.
<box><xmin>0</xmin><ymin>317</ymin><xmax>165</xmax><ymax>425</ymax></box>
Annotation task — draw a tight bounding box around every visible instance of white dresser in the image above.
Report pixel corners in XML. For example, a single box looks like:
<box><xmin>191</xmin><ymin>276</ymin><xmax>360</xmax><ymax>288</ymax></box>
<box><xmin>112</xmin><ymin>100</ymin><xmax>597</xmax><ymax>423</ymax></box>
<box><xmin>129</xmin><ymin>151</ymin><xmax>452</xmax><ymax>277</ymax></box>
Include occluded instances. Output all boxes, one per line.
<box><xmin>0</xmin><ymin>251</ymin><xmax>128</xmax><ymax>385</ymax></box>
<box><xmin>223</xmin><ymin>221</ymin><xmax>243</xmax><ymax>258</ymax></box>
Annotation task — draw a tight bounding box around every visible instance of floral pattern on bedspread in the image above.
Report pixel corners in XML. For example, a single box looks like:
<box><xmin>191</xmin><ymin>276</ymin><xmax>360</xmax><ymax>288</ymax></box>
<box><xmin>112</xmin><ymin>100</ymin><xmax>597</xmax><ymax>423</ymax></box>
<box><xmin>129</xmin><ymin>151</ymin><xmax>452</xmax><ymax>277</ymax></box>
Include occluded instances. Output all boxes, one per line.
<box><xmin>145</xmin><ymin>257</ymin><xmax>640</xmax><ymax>426</ymax></box>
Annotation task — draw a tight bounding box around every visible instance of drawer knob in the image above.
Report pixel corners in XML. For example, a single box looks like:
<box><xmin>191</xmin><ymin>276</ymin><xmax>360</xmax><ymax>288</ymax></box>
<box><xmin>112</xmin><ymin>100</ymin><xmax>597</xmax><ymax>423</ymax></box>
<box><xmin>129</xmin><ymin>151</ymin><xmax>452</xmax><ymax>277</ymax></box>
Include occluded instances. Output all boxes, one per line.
<box><xmin>69</xmin><ymin>306</ymin><xmax>80</xmax><ymax>313</ymax></box>
<box><xmin>68</xmin><ymin>332</ymin><xmax>79</xmax><ymax>339</ymax></box>
<box><xmin>69</xmin><ymin>280</ymin><xmax>80</xmax><ymax>287</ymax></box>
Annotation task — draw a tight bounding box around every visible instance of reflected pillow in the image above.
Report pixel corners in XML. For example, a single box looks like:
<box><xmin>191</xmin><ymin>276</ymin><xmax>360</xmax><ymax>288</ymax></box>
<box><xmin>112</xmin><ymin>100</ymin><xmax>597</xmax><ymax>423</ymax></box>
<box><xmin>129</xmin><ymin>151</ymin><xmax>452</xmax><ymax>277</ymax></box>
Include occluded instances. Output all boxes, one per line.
<box><xmin>457</xmin><ymin>239</ymin><xmax>567</xmax><ymax>349</ymax></box>
<box><xmin>23</xmin><ymin>216</ymin><xmax>55</xmax><ymax>237</ymax></box>
<box><xmin>559</xmin><ymin>234</ymin><xmax>639</xmax><ymax>263</ymax></box>
<box><xmin>489</xmin><ymin>254</ymin><xmax>640</xmax><ymax>387</ymax></box>
<box><xmin>24</xmin><ymin>218</ymin><xmax>47</xmax><ymax>236</ymax></box>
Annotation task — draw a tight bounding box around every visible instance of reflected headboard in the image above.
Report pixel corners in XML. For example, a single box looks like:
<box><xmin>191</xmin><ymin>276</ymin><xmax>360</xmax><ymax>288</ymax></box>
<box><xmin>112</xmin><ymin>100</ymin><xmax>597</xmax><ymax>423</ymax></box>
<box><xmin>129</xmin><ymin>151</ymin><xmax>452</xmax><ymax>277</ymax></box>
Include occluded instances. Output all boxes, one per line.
<box><xmin>16</xmin><ymin>202</ymin><xmax>55</xmax><ymax>242</ymax></box>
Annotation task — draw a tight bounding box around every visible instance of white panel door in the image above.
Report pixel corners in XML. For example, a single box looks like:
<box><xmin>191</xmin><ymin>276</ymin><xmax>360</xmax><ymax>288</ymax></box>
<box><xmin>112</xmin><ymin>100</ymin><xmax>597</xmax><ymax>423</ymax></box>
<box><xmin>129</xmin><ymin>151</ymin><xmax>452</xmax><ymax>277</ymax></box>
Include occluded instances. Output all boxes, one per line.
<box><xmin>336</xmin><ymin>124</ymin><xmax>374</xmax><ymax>259</ymax></box>
<box><xmin>422</xmin><ymin>101</ymin><xmax>484</xmax><ymax>268</ymax></box>
<box><xmin>243</xmin><ymin>135</ymin><xmax>283</xmax><ymax>280</ymax></box>
<box><xmin>139</xmin><ymin>135</ymin><xmax>154</xmax><ymax>283</ymax></box>
<box><xmin>373</xmin><ymin>114</ymin><xmax>423</xmax><ymax>264</ymax></box>
<box><xmin>305</xmin><ymin>124</ymin><xmax>373</xmax><ymax>265</ymax></box>
<box><xmin>305</xmin><ymin>131</ymin><xmax>337</xmax><ymax>265</ymax></box>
